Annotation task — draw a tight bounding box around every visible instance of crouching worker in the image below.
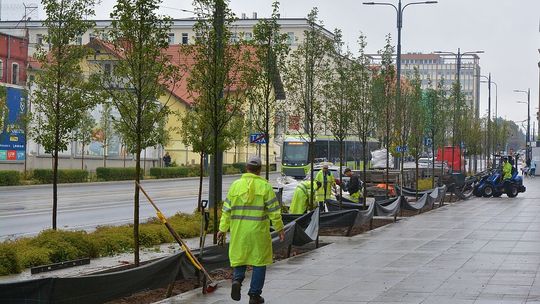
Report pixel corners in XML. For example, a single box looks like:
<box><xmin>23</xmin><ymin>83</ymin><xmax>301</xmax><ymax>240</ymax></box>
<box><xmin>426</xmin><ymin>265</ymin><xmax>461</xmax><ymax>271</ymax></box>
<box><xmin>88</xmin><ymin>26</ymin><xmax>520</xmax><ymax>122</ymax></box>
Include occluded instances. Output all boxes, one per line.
<box><xmin>218</xmin><ymin>156</ymin><xmax>285</xmax><ymax>304</ymax></box>
<box><xmin>343</xmin><ymin>168</ymin><xmax>363</xmax><ymax>203</ymax></box>
<box><xmin>289</xmin><ymin>180</ymin><xmax>322</xmax><ymax>214</ymax></box>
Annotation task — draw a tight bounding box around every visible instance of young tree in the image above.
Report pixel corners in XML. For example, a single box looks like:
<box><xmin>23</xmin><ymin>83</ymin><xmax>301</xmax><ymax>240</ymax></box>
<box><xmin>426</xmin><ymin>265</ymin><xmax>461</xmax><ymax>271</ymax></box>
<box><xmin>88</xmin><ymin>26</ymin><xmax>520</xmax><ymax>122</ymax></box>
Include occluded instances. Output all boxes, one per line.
<box><xmin>372</xmin><ymin>35</ymin><xmax>395</xmax><ymax>195</ymax></box>
<box><xmin>189</xmin><ymin>0</ymin><xmax>249</xmax><ymax>243</ymax></box>
<box><xmin>72</xmin><ymin>111</ymin><xmax>95</xmax><ymax>170</ymax></box>
<box><xmin>99</xmin><ymin>103</ymin><xmax>113</xmax><ymax>168</ymax></box>
<box><xmin>284</xmin><ymin>7</ymin><xmax>332</xmax><ymax>209</ymax></box>
<box><xmin>228</xmin><ymin>113</ymin><xmax>247</xmax><ymax>164</ymax></box>
<box><xmin>32</xmin><ymin>0</ymin><xmax>98</xmax><ymax>230</ymax></box>
<box><xmin>325</xmin><ymin>29</ymin><xmax>353</xmax><ymax>204</ymax></box>
<box><xmin>406</xmin><ymin>69</ymin><xmax>426</xmax><ymax>193</ymax></box>
<box><xmin>105</xmin><ymin>0</ymin><xmax>178</xmax><ymax>266</ymax></box>
<box><xmin>247</xmin><ymin>0</ymin><xmax>289</xmax><ymax>180</ymax></box>
<box><xmin>351</xmin><ymin>33</ymin><xmax>375</xmax><ymax>201</ymax></box>
<box><xmin>179</xmin><ymin>107</ymin><xmax>212</xmax><ymax>212</ymax></box>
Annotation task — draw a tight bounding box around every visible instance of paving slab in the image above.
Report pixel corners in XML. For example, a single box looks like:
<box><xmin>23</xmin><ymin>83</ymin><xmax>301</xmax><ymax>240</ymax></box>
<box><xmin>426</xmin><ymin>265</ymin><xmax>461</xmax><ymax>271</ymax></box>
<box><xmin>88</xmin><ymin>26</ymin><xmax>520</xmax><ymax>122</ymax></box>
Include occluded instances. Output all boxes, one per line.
<box><xmin>157</xmin><ymin>177</ymin><xmax>540</xmax><ymax>304</ymax></box>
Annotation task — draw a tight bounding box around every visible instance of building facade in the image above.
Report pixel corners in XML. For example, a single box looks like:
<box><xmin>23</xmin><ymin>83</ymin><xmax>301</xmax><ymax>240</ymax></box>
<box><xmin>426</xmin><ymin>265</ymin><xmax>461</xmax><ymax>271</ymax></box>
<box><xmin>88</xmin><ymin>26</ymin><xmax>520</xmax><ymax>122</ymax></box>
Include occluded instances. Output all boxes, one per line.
<box><xmin>0</xmin><ymin>17</ymin><xmax>332</xmax><ymax>171</ymax></box>
<box><xmin>401</xmin><ymin>53</ymin><xmax>481</xmax><ymax>116</ymax></box>
<box><xmin>369</xmin><ymin>52</ymin><xmax>482</xmax><ymax>116</ymax></box>
<box><xmin>0</xmin><ymin>33</ymin><xmax>28</xmax><ymax>86</ymax></box>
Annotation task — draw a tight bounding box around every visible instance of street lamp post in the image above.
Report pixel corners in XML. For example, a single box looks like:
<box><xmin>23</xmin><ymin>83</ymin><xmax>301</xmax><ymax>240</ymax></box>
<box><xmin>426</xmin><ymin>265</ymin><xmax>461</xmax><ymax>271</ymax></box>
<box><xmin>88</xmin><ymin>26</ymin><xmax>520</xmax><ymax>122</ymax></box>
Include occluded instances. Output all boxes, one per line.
<box><xmin>363</xmin><ymin>0</ymin><xmax>437</xmax><ymax>191</ymax></box>
<box><xmin>480</xmin><ymin>78</ymin><xmax>498</xmax><ymax>163</ymax></box>
<box><xmin>434</xmin><ymin>49</ymin><xmax>484</xmax><ymax>173</ymax></box>
<box><xmin>515</xmin><ymin>89</ymin><xmax>531</xmax><ymax>160</ymax></box>
<box><xmin>480</xmin><ymin>74</ymin><xmax>499</xmax><ymax>167</ymax></box>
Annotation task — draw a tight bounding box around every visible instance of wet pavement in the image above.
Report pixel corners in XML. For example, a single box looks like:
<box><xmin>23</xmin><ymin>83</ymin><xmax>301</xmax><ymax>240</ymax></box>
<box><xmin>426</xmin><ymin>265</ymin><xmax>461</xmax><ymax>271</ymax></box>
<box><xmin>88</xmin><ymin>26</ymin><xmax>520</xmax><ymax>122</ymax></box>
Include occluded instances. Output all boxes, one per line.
<box><xmin>158</xmin><ymin>177</ymin><xmax>540</xmax><ymax>304</ymax></box>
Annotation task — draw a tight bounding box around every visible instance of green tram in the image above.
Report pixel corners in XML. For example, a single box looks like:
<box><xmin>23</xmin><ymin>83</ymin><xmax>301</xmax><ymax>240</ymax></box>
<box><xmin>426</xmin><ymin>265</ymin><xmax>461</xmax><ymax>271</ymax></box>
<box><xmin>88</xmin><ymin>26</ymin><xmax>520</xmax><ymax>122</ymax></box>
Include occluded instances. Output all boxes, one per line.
<box><xmin>281</xmin><ymin>135</ymin><xmax>380</xmax><ymax>178</ymax></box>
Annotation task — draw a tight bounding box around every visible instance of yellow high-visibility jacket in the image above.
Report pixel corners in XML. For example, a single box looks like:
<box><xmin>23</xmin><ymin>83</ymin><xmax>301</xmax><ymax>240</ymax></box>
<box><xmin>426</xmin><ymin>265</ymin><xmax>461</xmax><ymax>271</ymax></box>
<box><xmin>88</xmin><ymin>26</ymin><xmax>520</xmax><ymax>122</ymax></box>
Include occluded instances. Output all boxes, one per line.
<box><xmin>219</xmin><ymin>173</ymin><xmax>284</xmax><ymax>267</ymax></box>
<box><xmin>315</xmin><ymin>170</ymin><xmax>335</xmax><ymax>202</ymax></box>
<box><xmin>503</xmin><ymin>162</ymin><xmax>512</xmax><ymax>179</ymax></box>
<box><xmin>289</xmin><ymin>181</ymin><xmax>317</xmax><ymax>214</ymax></box>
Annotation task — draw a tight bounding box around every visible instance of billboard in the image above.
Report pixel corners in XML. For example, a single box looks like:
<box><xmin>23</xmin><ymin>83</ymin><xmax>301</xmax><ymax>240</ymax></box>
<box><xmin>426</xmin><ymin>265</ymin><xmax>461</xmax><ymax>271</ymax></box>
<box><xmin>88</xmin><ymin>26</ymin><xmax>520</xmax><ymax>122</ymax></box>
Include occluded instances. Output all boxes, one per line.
<box><xmin>0</xmin><ymin>86</ymin><xmax>26</xmax><ymax>161</ymax></box>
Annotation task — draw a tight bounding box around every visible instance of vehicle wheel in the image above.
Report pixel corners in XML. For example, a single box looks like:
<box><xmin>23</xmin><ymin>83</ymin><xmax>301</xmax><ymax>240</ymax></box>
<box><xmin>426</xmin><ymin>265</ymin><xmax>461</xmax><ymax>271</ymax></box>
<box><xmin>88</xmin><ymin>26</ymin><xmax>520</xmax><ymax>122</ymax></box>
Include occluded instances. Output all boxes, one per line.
<box><xmin>506</xmin><ymin>185</ymin><xmax>518</xmax><ymax>198</ymax></box>
<box><xmin>493</xmin><ymin>192</ymin><xmax>503</xmax><ymax>198</ymax></box>
<box><xmin>483</xmin><ymin>185</ymin><xmax>494</xmax><ymax>197</ymax></box>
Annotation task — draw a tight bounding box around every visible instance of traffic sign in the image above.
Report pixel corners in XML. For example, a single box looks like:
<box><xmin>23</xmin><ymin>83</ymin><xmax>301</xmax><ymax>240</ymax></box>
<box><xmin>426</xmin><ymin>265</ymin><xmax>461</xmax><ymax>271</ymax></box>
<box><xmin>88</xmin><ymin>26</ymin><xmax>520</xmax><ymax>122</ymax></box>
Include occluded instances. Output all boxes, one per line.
<box><xmin>396</xmin><ymin>145</ymin><xmax>408</xmax><ymax>153</ymax></box>
<box><xmin>250</xmin><ymin>133</ymin><xmax>267</xmax><ymax>144</ymax></box>
<box><xmin>424</xmin><ymin>137</ymin><xmax>432</xmax><ymax>147</ymax></box>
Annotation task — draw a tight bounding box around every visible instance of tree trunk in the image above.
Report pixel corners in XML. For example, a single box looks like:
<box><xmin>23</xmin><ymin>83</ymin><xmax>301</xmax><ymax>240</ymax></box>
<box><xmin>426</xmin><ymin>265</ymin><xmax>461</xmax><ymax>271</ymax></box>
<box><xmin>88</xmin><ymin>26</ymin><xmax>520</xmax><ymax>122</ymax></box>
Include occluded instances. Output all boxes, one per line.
<box><xmin>81</xmin><ymin>142</ymin><xmax>85</xmax><ymax>170</ymax></box>
<box><xmin>198</xmin><ymin>153</ymin><xmax>204</xmax><ymax>211</ymax></box>
<box><xmin>134</xmin><ymin>146</ymin><xmax>141</xmax><ymax>266</ymax></box>
<box><xmin>339</xmin><ymin>139</ymin><xmax>343</xmax><ymax>208</ymax></box>
<box><xmin>103</xmin><ymin>138</ymin><xmax>107</xmax><ymax>168</ymax></box>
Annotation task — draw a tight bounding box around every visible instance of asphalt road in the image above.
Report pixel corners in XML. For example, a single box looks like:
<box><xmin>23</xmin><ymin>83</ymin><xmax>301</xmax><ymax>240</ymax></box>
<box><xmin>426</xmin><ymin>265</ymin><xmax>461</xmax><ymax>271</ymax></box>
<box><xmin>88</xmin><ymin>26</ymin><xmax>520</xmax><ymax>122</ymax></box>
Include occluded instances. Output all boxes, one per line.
<box><xmin>0</xmin><ymin>173</ymin><xmax>281</xmax><ymax>240</ymax></box>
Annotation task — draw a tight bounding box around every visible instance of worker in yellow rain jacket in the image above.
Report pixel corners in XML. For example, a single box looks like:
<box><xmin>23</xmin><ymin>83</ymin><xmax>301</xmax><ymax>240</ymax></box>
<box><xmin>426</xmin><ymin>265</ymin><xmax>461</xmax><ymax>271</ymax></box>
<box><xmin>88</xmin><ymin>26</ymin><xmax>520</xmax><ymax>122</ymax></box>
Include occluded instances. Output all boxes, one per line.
<box><xmin>343</xmin><ymin>168</ymin><xmax>362</xmax><ymax>203</ymax></box>
<box><xmin>289</xmin><ymin>180</ymin><xmax>322</xmax><ymax>214</ymax></box>
<box><xmin>218</xmin><ymin>156</ymin><xmax>284</xmax><ymax>304</ymax></box>
<box><xmin>503</xmin><ymin>157</ymin><xmax>513</xmax><ymax>180</ymax></box>
<box><xmin>315</xmin><ymin>164</ymin><xmax>336</xmax><ymax>208</ymax></box>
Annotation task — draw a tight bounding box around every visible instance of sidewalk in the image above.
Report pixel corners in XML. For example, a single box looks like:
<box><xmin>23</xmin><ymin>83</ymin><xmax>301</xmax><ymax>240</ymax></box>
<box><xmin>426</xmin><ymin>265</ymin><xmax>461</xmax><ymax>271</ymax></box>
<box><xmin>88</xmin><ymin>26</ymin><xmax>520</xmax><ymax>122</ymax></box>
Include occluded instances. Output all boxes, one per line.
<box><xmin>159</xmin><ymin>177</ymin><xmax>540</xmax><ymax>304</ymax></box>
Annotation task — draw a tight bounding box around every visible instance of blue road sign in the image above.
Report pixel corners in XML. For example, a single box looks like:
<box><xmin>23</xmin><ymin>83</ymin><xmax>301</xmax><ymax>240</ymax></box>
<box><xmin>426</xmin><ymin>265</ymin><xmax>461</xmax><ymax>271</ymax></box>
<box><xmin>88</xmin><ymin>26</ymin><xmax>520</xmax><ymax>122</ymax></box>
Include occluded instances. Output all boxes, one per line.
<box><xmin>424</xmin><ymin>137</ymin><xmax>432</xmax><ymax>147</ymax></box>
<box><xmin>249</xmin><ymin>133</ymin><xmax>266</xmax><ymax>144</ymax></box>
<box><xmin>396</xmin><ymin>145</ymin><xmax>408</xmax><ymax>153</ymax></box>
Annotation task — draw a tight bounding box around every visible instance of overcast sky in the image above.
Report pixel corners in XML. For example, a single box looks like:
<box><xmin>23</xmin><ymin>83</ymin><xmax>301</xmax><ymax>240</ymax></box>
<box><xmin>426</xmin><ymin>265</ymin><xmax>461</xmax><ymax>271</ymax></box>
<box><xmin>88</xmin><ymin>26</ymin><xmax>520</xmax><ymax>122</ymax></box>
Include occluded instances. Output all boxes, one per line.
<box><xmin>31</xmin><ymin>0</ymin><xmax>540</xmax><ymax>132</ymax></box>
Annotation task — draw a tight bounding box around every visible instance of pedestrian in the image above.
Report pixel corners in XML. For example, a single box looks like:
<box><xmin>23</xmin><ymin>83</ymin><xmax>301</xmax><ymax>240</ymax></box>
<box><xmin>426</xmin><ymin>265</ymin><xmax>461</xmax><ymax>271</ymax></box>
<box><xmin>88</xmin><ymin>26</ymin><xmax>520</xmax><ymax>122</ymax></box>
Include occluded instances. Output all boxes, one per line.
<box><xmin>163</xmin><ymin>152</ymin><xmax>171</xmax><ymax>167</ymax></box>
<box><xmin>289</xmin><ymin>180</ymin><xmax>321</xmax><ymax>214</ymax></box>
<box><xmin>218</xmin><ymin>155</ymin><xmax>285</xmax><ymax>304</ymax></box>
<box><xmin>343</xmin><ymin>168</ymin><xmax>362</xmax><ymax>203</ymax></box>
<box><xmin>315</xmin><ymin>164</ymin><xmax>335</xmax><ymax>210</ymax></box>
<box><xmin>530</xmin><ymin>161</ymin><xmax>536</xmax><ymax>177</ymax></box>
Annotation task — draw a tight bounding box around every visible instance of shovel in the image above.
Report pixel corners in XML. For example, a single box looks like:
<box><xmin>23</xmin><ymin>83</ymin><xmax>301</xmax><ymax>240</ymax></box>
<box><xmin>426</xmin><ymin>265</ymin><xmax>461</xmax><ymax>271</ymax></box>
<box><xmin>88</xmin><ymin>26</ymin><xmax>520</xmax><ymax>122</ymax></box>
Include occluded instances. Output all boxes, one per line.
<box><xmin>135</xmin><ymin>182</ymin><xmax>218</xmax><ymax>294</ymax></box>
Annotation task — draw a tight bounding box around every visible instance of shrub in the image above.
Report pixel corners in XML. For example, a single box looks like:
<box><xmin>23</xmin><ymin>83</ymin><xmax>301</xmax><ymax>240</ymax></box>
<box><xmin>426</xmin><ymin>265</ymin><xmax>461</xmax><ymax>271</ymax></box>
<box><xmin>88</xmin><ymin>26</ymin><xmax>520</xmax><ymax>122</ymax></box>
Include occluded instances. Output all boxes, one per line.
<box><xmin>88</xmin><ymin>226</ymin><xmax>133</xmax><ymax>256</ymax></box>
<box><xmin>33</xmin><ymin>169</ymin><xmax>88</xmax><ymax>184</ymax></box>
<box><xmin>17</xmin><ymin>245</ymin><xmax>51</xmax><ymax>268</ymax></box>
<box><xmin>0</xmin><ymin>211</ymin><xmax>208</xmax><ymax>275</ymax></box>
<box><xmin>0</xmin><ymin>243</ymin><xmax>21</xmax><ymax>275</ymax></box>
<box><xmin>231</xmin><ymin>162</ymin><xmax>247</xmax><ymax>173</ymax></box>
<box><xmin>96</xmin><ymin>167</ymin><xmax>142</xmax><ymax>181</ymax></box>
<box><xmin>29</xmin><ymin>230</ymin><xmax>97</xmax><ymax>263</ymax></box>
<box><xmin>187</xmin><ymin>165</ymin><xmax>206</xmax><ymax>177</ymax></box>
<box><xmin>223</xmin><ymin>165</ymin><xmax>241</xmax><ymax>175</ymax></box>
<box><xmin>149</xmin><ymin>167</ymin><xmax>189</xmax><ymax>179</ymax></box>
<box><xmin>0</xmin><ymin>170</ymin><xmax>21</xmax><ymax>186</ymax></box>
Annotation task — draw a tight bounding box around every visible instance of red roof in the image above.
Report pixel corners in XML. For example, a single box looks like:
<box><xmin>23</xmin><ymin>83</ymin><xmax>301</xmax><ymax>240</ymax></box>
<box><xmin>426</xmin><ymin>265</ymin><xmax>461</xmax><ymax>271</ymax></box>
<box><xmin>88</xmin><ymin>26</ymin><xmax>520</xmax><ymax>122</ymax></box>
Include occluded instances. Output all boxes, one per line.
<box><xmin>88</xmin><ymin>38</ymin><xmax>258</xmax><ymax>106</ymax></box>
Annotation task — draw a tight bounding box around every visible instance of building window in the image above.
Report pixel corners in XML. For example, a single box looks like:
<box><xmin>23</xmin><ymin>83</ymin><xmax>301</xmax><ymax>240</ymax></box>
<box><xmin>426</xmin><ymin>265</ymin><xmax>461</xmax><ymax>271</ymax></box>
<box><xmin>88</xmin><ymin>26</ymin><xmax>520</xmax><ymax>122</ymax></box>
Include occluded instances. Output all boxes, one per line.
<box><xmin>103</xmin><ymin>63</ymin><xmax>112</xmax><ymax>77</ymax></box>
<box><xmin>181</xmin><ymin>33</ymin><xmax>188</xmax><ymax>44</ymax></box>
<box><xmin>168</xmin><ymin>33</ymin><xmax>175</xmax><ymax>45</ymax></box>
<box><xmin>287</xmin><ymin>32</ymin><xmax>295</xmax><ymax>45</ymax></box>
<box><xmin>12</xmin><ymin>63</ymin><xmax>19</xmax><ymax>85</ymax></box>
<box><xmin>36</xmin><ymin>34</ymin><xmax>43</xmax><ymax>45</ymax></box>
<box><xmin>230</xmin><ymin>32</ymin><xmax>239</xmax><ymax>43</ymax></box>
<box><xmin>244</xmin><ymin>32</ymin><xmax>252</xmax><ymax>41</ymax></box>
<box><xmin>76</xmin><ymin>36</ymin><xmax>83</xmax><ymax>45</ymax></box>
<box><xmin>0</xmin><ymin>60</ymin><xmax>3</xmax><ymax>80</ymax></box>
<box><xmin>89</xmin><ymin>33</ymin><xmax>96</xmax><ymax>41</ymax></box>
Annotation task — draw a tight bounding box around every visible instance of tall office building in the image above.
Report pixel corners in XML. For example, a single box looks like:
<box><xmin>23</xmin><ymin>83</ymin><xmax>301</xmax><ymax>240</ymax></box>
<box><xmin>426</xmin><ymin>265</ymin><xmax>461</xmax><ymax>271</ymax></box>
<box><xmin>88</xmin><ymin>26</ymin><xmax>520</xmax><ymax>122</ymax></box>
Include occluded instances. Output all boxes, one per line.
<box><xmin>369</xmin><ymin>52</ymin><xmax>482</xmax><ymax>117</ymax></box>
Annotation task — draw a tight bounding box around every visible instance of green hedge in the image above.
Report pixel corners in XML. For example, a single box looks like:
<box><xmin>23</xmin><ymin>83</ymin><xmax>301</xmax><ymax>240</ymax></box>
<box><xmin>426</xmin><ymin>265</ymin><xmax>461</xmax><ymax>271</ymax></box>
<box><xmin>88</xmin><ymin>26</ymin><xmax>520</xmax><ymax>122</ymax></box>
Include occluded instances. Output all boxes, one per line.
<box><xmin>0</xmin><ymin>243</ymin><xmax>20</xmax><ymax>275</ymax></box>
<box><xmin>150</xmin><ymin>167</ymin><xmax>189</xmax><ymax>179</ymax></box>
<box><xmin>0</xmin><ymin>211</ymin><xmax>211</xmax><ymax>276</ymax></box>
<box><xmin>96</xmin><ymin>167</ymin><xmax>142</xmax><ymax>181</ymax></box>
<box><xmin>0</xmin><ymin>170</ymin><xmax>21</xmax><ymax>186</ymax></box>
<box><xmin>232</xmin><ymin>162</ymin><xmax>247</xmax><ymax>173</ymax></box>
<box><xmin>33</xmin><ymin>169</ymin><xmax>88</xmax><ymax>184</ymax></box>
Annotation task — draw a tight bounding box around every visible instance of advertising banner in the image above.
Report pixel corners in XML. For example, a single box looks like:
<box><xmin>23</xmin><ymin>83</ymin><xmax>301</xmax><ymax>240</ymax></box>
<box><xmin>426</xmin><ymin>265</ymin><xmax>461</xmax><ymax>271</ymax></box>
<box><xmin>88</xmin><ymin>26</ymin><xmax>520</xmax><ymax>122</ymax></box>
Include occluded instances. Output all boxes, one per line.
<box><xmin>0</xmin><ymin>86</ymin><xmax>26</xmax><ymax>161</ymax></box>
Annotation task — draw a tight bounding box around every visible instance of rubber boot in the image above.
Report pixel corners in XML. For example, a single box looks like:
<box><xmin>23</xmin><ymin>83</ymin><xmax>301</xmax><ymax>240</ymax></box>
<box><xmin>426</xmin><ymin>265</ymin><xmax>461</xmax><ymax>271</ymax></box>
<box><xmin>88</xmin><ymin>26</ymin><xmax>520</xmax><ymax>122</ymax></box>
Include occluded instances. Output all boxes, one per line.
<box><xmin>249</xmin><ymin>294</ymin><xmax>265</xmax><ymax>304</ymax></box>
<box><xmin>231</xmin><ymin>280</ymin><xmax>241</xmax><ymax>301</ymax></box>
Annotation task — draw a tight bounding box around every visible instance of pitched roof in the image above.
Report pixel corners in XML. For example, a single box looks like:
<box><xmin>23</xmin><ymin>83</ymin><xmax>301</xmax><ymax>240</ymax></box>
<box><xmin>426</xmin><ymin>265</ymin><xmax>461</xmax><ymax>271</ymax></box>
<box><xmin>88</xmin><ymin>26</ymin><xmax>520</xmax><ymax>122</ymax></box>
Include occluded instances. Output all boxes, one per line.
<box><xmin>87</xmin><ymin>38</ymin><xmax>285</xmax><ymax>106</ymax></box>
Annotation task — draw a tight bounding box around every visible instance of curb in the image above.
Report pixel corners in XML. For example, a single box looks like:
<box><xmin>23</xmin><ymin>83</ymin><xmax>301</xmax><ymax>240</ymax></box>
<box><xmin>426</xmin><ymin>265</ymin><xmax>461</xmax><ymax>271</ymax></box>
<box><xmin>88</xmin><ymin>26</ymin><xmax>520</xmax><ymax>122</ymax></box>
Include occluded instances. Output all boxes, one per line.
<box><xmin>0</xmin><ymin>172</ymin><xmax>281</xmax><ymax>190</ymax></box>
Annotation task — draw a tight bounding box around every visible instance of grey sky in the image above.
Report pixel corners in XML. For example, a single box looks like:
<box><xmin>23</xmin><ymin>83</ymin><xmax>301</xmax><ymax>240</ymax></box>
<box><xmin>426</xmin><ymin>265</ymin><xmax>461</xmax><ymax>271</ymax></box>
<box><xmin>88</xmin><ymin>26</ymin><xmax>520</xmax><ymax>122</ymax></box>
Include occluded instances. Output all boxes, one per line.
<box><xmin>32</xmin><ymin>0</ymin><xmax>540</xmax><ymax>132</ymax></box>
